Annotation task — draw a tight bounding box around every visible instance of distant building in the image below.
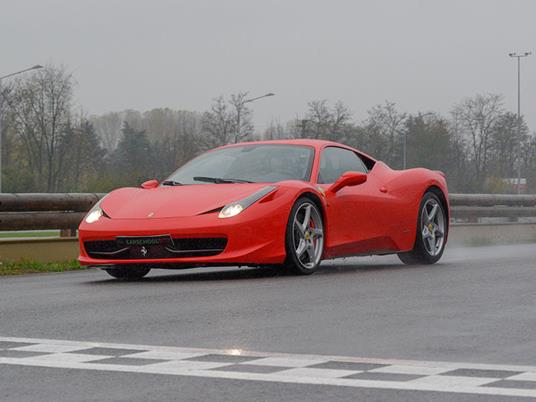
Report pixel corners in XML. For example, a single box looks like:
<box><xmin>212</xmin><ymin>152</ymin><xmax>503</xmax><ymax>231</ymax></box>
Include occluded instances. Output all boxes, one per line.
<box><xmin>503</xmin><ymin>178</ymin><xmax>527</xmax><ymax>193</ymax></box>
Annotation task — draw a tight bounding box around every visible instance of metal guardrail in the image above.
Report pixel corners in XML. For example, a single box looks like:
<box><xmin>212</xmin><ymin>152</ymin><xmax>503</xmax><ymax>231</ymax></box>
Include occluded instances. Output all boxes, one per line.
<box><xmin>450</xmin><ymin>194</ymin><xmax>536</xmax><ymax>219</ymax></box>
<box><xmin>0</xmin><ymin>193</ymin><xmax>535</xmax><ymax>231</ymax></box>
<box><xmin>450</xmin><ymin>194</ymin><xmax>536</xmax><ymax>207</ymax></box>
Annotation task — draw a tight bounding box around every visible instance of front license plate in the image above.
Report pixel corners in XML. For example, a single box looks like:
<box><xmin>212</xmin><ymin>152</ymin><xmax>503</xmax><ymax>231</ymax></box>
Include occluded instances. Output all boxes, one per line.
<box><xmin>116</xmin><ymin>235</ymin><xmax>173</xmax><ymax>247</ymax></box>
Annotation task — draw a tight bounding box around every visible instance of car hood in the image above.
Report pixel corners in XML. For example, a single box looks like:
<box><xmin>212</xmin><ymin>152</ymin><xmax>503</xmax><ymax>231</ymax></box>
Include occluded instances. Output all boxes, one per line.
<box><xmin>101</xmin><ymin>183</ymin><xmax>271</xmax><ymax>219</ymax></box>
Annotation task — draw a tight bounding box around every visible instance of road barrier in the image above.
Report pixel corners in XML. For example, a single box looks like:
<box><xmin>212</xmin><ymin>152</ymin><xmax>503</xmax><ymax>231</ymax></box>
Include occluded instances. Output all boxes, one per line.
<box><xmin>450</xmin><ymin>194</ymin><xmax>536</xmax><ymax>219</ymax></box>
<box><xmin>0</xmin><ymin>193</ymin><xmax>104</xmax><ymax>232</ymax></box>
<box><xmin>1</xmin><ymin>193</ymin><xmax>536</xmax><ymax>232</ymax></box>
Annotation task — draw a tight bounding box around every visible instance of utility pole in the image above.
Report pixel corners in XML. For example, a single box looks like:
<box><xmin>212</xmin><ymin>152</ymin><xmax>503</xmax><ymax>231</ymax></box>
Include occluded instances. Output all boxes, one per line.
<box><xmin>300</xmin><ymin>119</ymin><xmax>309</xmax><ymax>139</ymax></box>
<box><xmin>0</xmin><ymin>65</ymin><xmax>43</xmax><ymax>192</ymax></box>
<box><xmin>508</xmin><ymin>52</ymin><xmax>531</xmax><ymax>194</ymax></box>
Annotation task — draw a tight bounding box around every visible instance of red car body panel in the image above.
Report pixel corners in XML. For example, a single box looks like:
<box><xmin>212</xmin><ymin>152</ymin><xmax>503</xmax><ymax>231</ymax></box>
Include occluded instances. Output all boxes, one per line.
<box><xmin>78</xmin><ymin>139</ymin><xmax>449</xmax><ymax>268</ymax></box>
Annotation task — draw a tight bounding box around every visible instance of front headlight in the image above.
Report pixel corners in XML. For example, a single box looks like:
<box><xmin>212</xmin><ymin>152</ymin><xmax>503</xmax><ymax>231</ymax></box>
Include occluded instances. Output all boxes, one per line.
<box><xmin>218</xmin><ymin>186</ymin><xmax>277</xmax><ymax>218</ymax></box>
<box><xmin>84</xmin><ymin>195</ymin><xmax>109</xmax><ymax>224</ymax></box>
<box><xmin>85</xmin><ymin>208</ymin><xmax>104</xmax><ymax>223</ymax></box>
<box><xmin>218</xmin><ymin>203</ymin><xmax>244</xmax><ymax>218</ymax></box>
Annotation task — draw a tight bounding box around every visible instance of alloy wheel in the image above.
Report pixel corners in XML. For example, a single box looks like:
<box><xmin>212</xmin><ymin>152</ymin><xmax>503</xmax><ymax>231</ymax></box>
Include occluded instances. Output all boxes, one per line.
<box><xmin>420</xmin><ymin>198</ymin><xmax>445</xmax><ymax>256</ymax></box>
<box><xmin>292</xmin><ymin>202</ymin><xmax>324</xmax><ymax>269</ymax></box>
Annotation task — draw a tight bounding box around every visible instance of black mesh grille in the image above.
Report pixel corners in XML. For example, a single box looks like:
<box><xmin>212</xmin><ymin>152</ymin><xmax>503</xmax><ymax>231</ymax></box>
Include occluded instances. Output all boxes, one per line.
<box><xmin>85</xmin><ymin>237</ymin><xmax>227</xmax><ymax>260</ymax></box>
<box><xmin>85</xmin><ymin>240</ymin><xmax>119</xmax><ymax>253</ymax></box>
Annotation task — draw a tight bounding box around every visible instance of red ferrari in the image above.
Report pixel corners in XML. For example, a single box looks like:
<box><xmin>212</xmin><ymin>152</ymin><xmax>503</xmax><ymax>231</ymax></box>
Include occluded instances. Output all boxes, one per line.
<box><xmin>78</xmin><ymin>140</ymin><xmax>449</xmax><ymax>280</ymax></box>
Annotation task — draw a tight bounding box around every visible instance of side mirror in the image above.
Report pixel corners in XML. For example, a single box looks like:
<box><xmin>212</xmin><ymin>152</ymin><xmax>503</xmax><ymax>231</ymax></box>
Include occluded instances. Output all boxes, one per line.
<box><xmin>327</xmin><ymin>171</ymin><xmax>367</xmax><ymax>195</ymax></box>
<box><xmin>141</xmin><ymin>179</ymin><xmax>159</xmax><ymax>189</ymax></box>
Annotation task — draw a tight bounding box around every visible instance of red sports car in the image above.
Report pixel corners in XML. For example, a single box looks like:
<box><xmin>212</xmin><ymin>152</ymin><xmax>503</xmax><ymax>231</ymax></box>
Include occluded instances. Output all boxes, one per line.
<box><xmin>78</xmin><ymin>140</ymin><xmax>449</xmax><ymax>280</ymax></box>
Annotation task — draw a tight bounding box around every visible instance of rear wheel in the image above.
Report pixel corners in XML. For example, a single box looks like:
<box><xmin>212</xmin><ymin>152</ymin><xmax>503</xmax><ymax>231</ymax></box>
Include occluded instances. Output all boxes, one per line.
<box><xmin>284</xmin><ymin>198</ymin><xmax>324</xmax><ymax>275</ymax></box>
<box><xmin>105</xmin><ymin>265</ymin><xmax>151</xmax><ymax>280</ymax></box>
<box><xmin>398</xmin><ymin>192</ymin><xmax>447</xmax><ymax>265</ymax></box>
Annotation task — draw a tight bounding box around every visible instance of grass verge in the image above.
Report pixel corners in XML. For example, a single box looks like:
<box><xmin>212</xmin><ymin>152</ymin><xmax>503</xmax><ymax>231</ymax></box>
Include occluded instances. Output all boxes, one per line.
<box><xmin>0</xmin><ymin>231</ymin><xmax>60</xmax><ymax>238</ymax></box>
<box><xmin>0</xmin><ymin>259</ymin><xmax>84</xmax><ymax>276</ymax></box>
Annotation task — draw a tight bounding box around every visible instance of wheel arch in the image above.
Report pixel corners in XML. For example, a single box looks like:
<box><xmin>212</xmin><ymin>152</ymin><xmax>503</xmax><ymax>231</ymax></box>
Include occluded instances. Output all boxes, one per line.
<box><xmin>425</xmin><ymin>185</ymin><xmax>449</xmax><ymax>222</ymax></box>
<box><xmin>424</xmin><ymin>185</ymin><xmax>450</xmax><ymax>246</ymax></box>
<box><xmin>296</xmin><ymin>191</ymin><xmax>326</xmax><ymax>223</ymax></box>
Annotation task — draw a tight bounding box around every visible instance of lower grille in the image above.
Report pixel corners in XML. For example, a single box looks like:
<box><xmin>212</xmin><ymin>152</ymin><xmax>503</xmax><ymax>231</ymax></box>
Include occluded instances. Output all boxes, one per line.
<box><xmin>85</xmin><ymin>237</ymin><xmax>227</xmax><ymax>260</ymax></box>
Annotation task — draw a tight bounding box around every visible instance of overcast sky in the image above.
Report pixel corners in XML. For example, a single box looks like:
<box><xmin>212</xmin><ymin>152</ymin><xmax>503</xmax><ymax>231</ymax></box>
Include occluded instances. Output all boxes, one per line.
<box><xmin>2</xmin><ymin>0</ymin><xmax>535</xmax><ymax>131</ymax></box>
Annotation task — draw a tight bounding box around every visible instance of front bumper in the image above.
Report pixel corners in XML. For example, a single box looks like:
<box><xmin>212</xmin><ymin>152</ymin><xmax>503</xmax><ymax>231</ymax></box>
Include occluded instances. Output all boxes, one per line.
<box><xmin>78</xmin><ymin>205</ymin><xmax>289</xmax><ymax>267</ymax></box>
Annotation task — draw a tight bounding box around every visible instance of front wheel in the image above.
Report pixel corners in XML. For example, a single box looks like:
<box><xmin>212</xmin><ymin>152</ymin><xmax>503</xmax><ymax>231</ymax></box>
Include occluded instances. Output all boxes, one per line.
<box><xmin>398</xmin><ymin>192</ymin><xmax>447</xmax><ymax>265</ymax></box>
<box><xmin>105</xmin><ymin>265</ymin><xmax>151</xmax><ymax>280</ymax></box>
<box><xmin>284</xmin><ymin>198</ymin><xmax>324</xmax><ymax>275</ymax></box>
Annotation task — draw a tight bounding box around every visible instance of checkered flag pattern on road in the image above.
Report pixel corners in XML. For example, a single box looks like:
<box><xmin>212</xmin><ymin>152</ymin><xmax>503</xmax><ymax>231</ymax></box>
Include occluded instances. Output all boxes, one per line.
<box><xmin>2</xmin><ymin>337</ymin><xmax>536</xmax><ymax>398</ymax></box>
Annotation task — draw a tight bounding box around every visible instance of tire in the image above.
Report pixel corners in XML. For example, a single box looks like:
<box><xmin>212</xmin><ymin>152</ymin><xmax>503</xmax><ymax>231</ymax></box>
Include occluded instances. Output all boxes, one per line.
<box><xmin>398</xmin><ymin>191</ymin><xmax>447</xmax><ymax>265</ymax></box>
<box><xmin>105</xmin><ymin>265</ymin><xmax>151</xmax><ymax>280</ymax></box>
<box><xmin>284</xmin><ymin>197</ymin><xmax>324</xmax><ymax>275</ymax></box>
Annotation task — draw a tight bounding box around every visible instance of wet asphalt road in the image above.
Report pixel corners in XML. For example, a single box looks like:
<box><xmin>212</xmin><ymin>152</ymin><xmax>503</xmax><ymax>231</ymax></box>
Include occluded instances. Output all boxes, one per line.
<box><xmin>1</xmin><ymin>243</ymin><xmax>535</xmax><ymax>401</ymax></box>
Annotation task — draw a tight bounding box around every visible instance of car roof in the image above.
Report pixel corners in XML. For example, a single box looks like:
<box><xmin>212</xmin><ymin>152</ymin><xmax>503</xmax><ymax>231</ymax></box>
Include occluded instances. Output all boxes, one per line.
<box><xmin>218</xmin><ymin>139</ymin><xmax>377</xmax><ymax>162</ymax></box>
<box><xmin>219</xmin><ymin>139</ymin><xmax>349</xmax><ymax>150</ymax></box>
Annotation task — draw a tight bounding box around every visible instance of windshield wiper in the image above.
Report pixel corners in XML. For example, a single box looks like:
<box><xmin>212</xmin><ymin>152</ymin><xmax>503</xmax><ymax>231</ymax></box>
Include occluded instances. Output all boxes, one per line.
<box><xmin>193</xmin><ymin>176</ymin><xmax>253</xmax><ymax>184</ymax></box>
<box><xmin>161</xmin><ymin>180</ymin><xmax>183</xmax><ymax>186</ymax></box>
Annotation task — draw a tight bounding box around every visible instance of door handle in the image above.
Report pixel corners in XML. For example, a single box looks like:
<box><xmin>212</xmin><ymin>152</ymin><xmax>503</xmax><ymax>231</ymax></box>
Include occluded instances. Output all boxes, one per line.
<box><xmin>379</xmin><ymin>186</ymin><xmax>388</xmax><ymax>193</ymax></box>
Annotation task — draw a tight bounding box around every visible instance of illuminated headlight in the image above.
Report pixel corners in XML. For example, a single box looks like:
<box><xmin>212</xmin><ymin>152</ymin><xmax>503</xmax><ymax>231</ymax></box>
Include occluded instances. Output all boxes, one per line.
<box><xmin>218</xmin><ymin>203</ymin><xmax>244</xmax><ymax>218</ymax></box>
<box><xmin>218</xmin><ymin>186</ymin><xmax>277</xmax><ymax>219</ymax></box>
<box><xmin>85</xmin><ymin>208</ymin><xmax>104</xmax><ymax>224</ymax></box>
<box><xmin>84</xmin><ymin>195</ymin><xmax>109</xmax><ymax>224</ymax></box>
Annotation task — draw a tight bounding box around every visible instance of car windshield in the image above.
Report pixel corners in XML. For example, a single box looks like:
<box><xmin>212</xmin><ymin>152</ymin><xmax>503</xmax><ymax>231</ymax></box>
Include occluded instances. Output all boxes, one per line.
<box><xmin>166</xmin><ymin>144</ymin><xmax>315</xmax><ymax>184</ymax></box>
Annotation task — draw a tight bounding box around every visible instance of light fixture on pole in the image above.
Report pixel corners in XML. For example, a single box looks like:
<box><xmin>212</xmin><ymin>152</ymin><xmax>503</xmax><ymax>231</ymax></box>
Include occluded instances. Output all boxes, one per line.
<box><xmin>0</xmin><ymin>65</ymin><xmax>43</xmax><ymax>192</ymax></box>
<box><xmin>235</xmin><ymin>92</ymin><xmax>275</xmax><ymax>143</ymax></box>
<box><xmin>244</xmin><ymin>92</ymin><xmax>275</xmax><ymax>104</ymax></box>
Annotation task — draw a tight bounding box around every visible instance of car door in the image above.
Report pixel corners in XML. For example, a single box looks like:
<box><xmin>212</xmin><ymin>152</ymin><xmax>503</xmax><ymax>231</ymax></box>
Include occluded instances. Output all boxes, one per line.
<box><xmin>317</xmin><ymin>146</ymin><xmax>394</xmax><ymax>257</ymax></box>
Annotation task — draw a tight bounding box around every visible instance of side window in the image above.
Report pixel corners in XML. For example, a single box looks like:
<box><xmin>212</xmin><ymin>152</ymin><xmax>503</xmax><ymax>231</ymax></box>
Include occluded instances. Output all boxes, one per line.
<box><xmin>318</xmin><ymin>147</ymin><xmax>368</xmax><ymax>184</ymax></box>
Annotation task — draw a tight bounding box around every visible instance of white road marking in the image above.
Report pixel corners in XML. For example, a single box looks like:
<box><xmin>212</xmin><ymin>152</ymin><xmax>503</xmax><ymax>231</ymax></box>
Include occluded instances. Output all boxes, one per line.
<box><xmin>2</xmin><ymin>336</ymin><xmax>536</xmax><ymax>398</ymax></box>
<box><xmin>277</xmin><ymin>367</ymin><xmax>361</xmax><ymax>378</ymax></box>
<box><xmin>123</xmin><ymin>350</ymin><xmax>206</xmax><ymax>360</ymax></box>
<box><xmin>509</xmin><ymin>372</ymin><xmax>536</xmax><ymax>381</ymax></box>
<box><xmin>11</xmin><ymin>344</ymin><xmax>90</xmax><ymax>353</ymax></box>
<box><xmin>246</xmin><ymin>356</ymin><xmax>327</xmax><ymax>367</ymax></box>
<box><xmin>370</xmin><ymin>364</ymin><xmax>451</xmax><ymax>376</ymax></box>
<box><xmin>145</xmin><ymin>360</ymin><xmax>233</xmax><ymax>371</ymax></box>
<box><xmin>410</xmin><ymin>375</ymin><xmax>497</xmax><ymax>387</ymax></box>
<box><xmin>28</xmin><ymin>353</ymin><xmax>114</xmax><ymax>363</ymax></box>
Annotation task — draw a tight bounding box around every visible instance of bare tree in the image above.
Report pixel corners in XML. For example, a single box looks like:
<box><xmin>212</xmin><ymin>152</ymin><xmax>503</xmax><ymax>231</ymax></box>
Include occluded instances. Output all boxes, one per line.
<box><xmin>229</xmin><ymin>92</ymin><xmax>254</xmax><ymax>143</ymax></box>
<box><xmin>202</xmin><ymin>93</ymin><xmax>254</xmax><ymax>147</ymax></box>
<box><xmin>451</xmin><ymin>94</ymin><xmax>504</xmax><ymax>186</ymax></box>
<box><xmin>363</xmin><ymin>101</ymin><xmax>407</xmax><ymax>165</ymax></box>
<box><xmin>201</xmin><ymin>96</ymin><xmax>234</xmax><ymax>147</ymax></box>
<box><xmin>8</xmin><ymin>65</ymin><xmax>74</xmax><ymax>191</ymax></box>
<box><xmin>489</xmin><ymin>112</ymin><xmax>528</xmax><ymax>179</ymax></box>
<box><xmin>145</xmin><ymin>109</ymin><xmax>204</xmax><ymax>173</ymax></box>
<box><xmin>263</xmin><ymin>119</ymin><xmax>287</xmax><ymax>139</ymax></box>
<box><xmin>90</xmin><ymin>112</ymin><xmax>123</xmax><ymax>151</ymax></box>
<box><xmin>521</xmin><ymin>133</ymin><xmax>536</xmax><ymax>191</ymax></box>
<box><xmin>298</xmin><ymin>100</ymin><xmax>352</xmax><ymax>141</ymax></box>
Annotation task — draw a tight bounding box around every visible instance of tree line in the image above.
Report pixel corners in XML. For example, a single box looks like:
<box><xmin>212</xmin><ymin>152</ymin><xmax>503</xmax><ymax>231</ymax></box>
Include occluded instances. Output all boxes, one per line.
<box><xmin>1</xmin><ymin>65</ymin><xmax>535</xmax><ymax>193</ymax></box>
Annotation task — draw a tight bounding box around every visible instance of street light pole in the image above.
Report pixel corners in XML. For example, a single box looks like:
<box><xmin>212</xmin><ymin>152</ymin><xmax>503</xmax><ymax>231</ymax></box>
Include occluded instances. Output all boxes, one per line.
<box><xmin>508</xmin><ymin>52</ymin><xmax>531</xmax><ymax>194</ymax></box>
<box><xmin>0</xmin><ymin>65</ymin><xmax>43</xmax><ymax>192</ymax></box>
<box><xmin>235</xmin><ymin>92</ymin><xmax>275</xmax><ymax>142</ymax></box>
